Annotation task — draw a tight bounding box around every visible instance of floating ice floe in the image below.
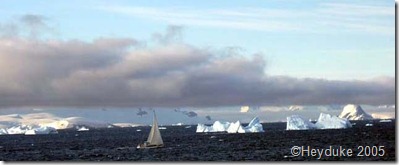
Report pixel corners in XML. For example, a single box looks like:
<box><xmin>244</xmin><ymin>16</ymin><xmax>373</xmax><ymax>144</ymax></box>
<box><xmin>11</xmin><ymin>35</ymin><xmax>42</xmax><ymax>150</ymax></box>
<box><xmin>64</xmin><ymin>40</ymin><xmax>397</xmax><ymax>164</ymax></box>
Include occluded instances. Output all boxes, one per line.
<box><xmin>379</xmin><ymin>119</ymin><xmax>392</xmax><ymax>123</ymax></box>
<box><xmin>158</xmin><ymin>127</ymin><xmax>167</xmax><ymax>130</ymax></box>
<box><xmin>286</xmin><ymin>113</ymin><xmax>352</xmax><ymax>130</ymax></box>
<box><xmin>365</xmin><ymin>123</ymin><xmax>373</xmax><ymax>127</ymax></box>
<box><xmin>196</xmin><ymin>117</ymin><xmax>264</xmax><ymax>133</ymax></box>
<box><xmin>339</xmin><ymin>104</ymin><xmax>373</xmax><ymax>120</ymax></box>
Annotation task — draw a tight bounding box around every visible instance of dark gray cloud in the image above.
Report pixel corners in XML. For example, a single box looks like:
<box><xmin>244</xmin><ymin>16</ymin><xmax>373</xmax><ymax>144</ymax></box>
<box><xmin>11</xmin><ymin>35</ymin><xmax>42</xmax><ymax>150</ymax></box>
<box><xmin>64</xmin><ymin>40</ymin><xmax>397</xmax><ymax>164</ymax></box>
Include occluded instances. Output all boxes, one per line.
<box><xmin>0</xmin><ymin>17</ymin><xmax>394</xmax><ymax>108</ymax></box>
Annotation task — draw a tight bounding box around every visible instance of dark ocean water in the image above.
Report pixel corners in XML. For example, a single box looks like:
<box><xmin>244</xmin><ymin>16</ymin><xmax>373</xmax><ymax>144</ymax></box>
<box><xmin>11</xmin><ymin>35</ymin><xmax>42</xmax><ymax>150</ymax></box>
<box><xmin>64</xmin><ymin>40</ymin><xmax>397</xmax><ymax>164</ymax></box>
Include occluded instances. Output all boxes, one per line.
<box><xmin>0</xmin><ymin>120</ymin><xmax>395</xmax><ymax>161</ymax></box>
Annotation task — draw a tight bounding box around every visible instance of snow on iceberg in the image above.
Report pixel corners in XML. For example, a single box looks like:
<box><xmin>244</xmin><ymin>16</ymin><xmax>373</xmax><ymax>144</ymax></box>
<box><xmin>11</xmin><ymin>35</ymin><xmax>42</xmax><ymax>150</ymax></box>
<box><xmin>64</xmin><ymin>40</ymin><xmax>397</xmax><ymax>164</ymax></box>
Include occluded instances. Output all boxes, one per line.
<box><xmin>315</xmin><ymin>113</ymin><xmax>352</xmax><ymax>129</ymax></box>
<box><xmin>25</xmin><ymin>126</ymin><xmax>58</xmax><ymax>135</ymax></box>
<box><xmin>286</xmin><ymin>115</ymin><xmax>317</xmax><ymax>130</ymax></box>
<box><xmin>339</xmin><ymin>104</ymin><xmax>373</xmax><ymax>120</ymax></box>
<box><xmin>196</xmin><ymin>117</ymin><xmax>264</xmax><ymax>133</ymax></box>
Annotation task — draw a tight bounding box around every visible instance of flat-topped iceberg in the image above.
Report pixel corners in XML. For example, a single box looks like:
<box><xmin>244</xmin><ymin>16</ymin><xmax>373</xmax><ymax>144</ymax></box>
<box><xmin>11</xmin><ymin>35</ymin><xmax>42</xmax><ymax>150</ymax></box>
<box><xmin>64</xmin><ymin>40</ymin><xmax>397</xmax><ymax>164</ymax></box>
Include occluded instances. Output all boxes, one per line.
<box><xmin>286</xmin><ymin>115</ymin><xmax>317</xmax><ymax>130</ymax></box>
<box><xmin>196</xmin><ymin>117</ymin><xmax>264</xmax><ymax>133</ymax></box>
<box><xmin>315</xmin><ymin>113</ymin><xmax>352</xmax><ymax>129</ymax></box>
<box><xmin>286</xmin><ymin>113</ymin><xmax>352</xmax><ymax>130</ymax></box>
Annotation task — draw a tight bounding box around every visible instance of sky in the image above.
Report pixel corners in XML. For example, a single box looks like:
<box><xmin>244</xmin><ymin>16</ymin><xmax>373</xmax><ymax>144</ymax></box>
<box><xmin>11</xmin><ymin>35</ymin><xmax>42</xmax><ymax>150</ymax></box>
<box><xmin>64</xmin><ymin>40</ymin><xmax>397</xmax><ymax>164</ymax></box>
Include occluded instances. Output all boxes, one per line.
<box><xmin>0</xmin><ymin>0</ymin><xmax>395</xmax><ymax>109</ymax></box>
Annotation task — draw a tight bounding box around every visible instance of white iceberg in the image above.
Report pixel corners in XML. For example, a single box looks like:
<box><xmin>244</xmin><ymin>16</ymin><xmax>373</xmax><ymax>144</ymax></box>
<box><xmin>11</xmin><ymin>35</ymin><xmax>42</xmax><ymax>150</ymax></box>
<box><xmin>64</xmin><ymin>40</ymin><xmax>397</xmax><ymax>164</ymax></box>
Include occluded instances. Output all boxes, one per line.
<box><xmin>43</xmin><ymin>117</ymin><xmax>114</xmax><ymax>129</ymax></box>
<box><xmin>339</xmin><ymin>104</ymin><xmax>373</xmax><ymax>120</ymax></box>
<box><xmin>211</xmin><ymin>121</ymin><xmax>230</xmax><ymax>132</ymax></box>
<box><xmin>77</xmin><ymin>126</ymin><xmax>89</xmax><ymax>131</ymax></box>
<box><xmin>196</xmin><ymin>123</ymin><xmax>207</xmax><ymax>132</ymax></box>
<box><xmin>286</xmin><ymin>115</ymin><xmax>317</xmax><ymax>130</ymax></box>
<box><xmin>245</xmin><ymin>117</ymin><xmax>264</xmax><ymax>133</ymax></box>
<box><xmin>25</xmin><ymin>126</ymin><xmax>58</xmax><ymax>135</ymax></box>
<box><xmin>287</xmin><ymin>113</ymin><xmax>352</xmax><ymax>130</ymax></box>
<box><xmin>196</xmin><ymin>117</ymin><xmax>264</xmax><ymax>133</ymax></box>
<box><xmin>227</xmin><ymin>121</ymin><xmax>246</xmax><ymax>133</ymax></box>
<box><xmin>6</xmin><ymin>125</ymin><xmax>32</xmax><ymax>135</ymax></box>
<box><xmin>315</xmin><ymin>113</ymin><xmax>352</xmax><ymax>129</ymax></box>
<box><xmin>0</xmin><ymin>129</ymin><xmax>8</xmax><ymax>135</ymax></box>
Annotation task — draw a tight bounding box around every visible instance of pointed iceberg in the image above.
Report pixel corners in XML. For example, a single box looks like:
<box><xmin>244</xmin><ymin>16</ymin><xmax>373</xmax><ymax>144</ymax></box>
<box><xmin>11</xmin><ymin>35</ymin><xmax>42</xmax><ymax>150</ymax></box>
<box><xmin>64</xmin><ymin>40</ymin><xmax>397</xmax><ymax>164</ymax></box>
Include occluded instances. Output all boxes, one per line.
<box><xmin>339</xmin><ymin>104</ymin><xmax>373</xmax><ymax>120</ymax></box>
<box><xmin>244</xmin><ymin>117</ymin><xmax>264</xmax><ymax>133</ymax></box>
<box><xmin>196</xmin><ymin>117</ymin><xmax>264</xmax><ymax>133</ymax></box>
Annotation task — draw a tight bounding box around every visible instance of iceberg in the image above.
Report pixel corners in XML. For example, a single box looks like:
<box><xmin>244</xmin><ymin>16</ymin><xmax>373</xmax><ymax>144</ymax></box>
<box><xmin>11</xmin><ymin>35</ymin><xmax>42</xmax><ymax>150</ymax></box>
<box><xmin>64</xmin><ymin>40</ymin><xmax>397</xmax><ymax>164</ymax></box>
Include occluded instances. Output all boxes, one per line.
<box><xmin>196</xmin><ymin>117</ymin><xmax>264</xmax><ymax>133</ymax></box>
<box><xmin>339</xmin><ymin>104</ymin><xmax>373</xmax><ymax>120</ymax></box>
<box><xmin>286</xmin><ymin>115</ymin><xmax>317</xmax><ymax>130</ymax></box>
<box><xmin>211</xmin><ymin>121</ymin><xmax>230</xmax><ymax>132</ymax></box>
<box><xmin>43</xmin><ymin>117</ymin><xmax>114</xmax><ymax>129</ymax></box>
<box><xmin>227</xmin><ymin>121</ymin><xmax>246</xmax><ymax>133</ymax></box>
<box><xmin>0</xmin><ymin>125</ymin><xmax>58</xmax><ymax>135</ymax></box>
<box><xmin>77</xmin><ymin>126</ymin><xmax>89</xmax><ymax>131</ymax></box>
<box><xmin>196</xmin><ymin>123</ymin><xmax>207</xmax><ymax>132</ymax></box>
<box><xmin>7</xmin><ymin>125</ymin><xmax>32</xmax><ymax>135</ymax></box>
<box><xmin>315</xmin><ymin>113</ymin><xmax>352</xmax><ymax>129</ymax></box>
<box><xmin>286</xmin><ymin>113</ymin><xmax>352</xmax><ymax>130</ymax></box>
<box><xmin>245</xmin><ymin>117</ymin><xmax>264</xmax><ymax>133</ymax></box>
<box><xmin>25</xmin><ymin>126</ymin><xmax>58</xmax><ymax>135</ymax></box>
<box><xmin>0</xmin><ymin>129</ymin><xmax>7</xmax><ymax>135</ymax></box>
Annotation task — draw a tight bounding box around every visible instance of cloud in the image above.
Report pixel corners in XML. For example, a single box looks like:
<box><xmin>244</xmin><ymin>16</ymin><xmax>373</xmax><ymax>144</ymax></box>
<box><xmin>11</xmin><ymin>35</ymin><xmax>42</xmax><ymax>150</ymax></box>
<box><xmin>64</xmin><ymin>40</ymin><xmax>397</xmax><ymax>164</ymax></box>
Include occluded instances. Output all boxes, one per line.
<box><xmin>0</xmin><ymin>14</ymin><xmax>55</xmax><ymax>39</ymax></box>
<box><xmin>152</xmin><ymin>25</ymin><xmax>184</xmax><ymax>45</ymax></box>
<box><xmin>98</xmin><ymin>2</ymin><xmax>394</xmax><ymax>35</ymax></box>
<box><xmin>0</xmin><ymin>16</ymin><xmax>394</xmax><ymax>108</ymax></box>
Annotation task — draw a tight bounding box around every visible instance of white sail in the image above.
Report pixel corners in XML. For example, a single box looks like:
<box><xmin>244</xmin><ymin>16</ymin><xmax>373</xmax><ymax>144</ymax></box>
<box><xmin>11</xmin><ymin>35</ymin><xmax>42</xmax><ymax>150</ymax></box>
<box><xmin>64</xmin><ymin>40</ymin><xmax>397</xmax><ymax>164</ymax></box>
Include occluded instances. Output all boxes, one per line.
<box><xmin>146</xmin><ymin>112</ymin><xmax>163</xmax><ymax>146</ymax></box>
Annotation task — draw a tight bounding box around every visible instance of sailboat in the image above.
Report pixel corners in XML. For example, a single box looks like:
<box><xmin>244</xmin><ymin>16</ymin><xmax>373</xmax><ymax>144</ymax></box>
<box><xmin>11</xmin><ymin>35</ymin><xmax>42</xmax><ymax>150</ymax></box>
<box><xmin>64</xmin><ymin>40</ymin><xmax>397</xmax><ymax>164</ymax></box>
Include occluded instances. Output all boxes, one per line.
<box><xmin>137</xmin><ymin>111</ymin><xmax>164</xmax><ymax>149</ymax></box>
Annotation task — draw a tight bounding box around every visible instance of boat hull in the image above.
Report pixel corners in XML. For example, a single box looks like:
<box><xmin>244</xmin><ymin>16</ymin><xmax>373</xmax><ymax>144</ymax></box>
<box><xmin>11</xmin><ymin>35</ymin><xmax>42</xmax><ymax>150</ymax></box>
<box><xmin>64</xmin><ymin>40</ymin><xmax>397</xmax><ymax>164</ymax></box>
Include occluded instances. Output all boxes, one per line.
<box><xmin>136</xmin><ymin>143</ymin><xmax>164</xmax><ymax>149</ymax></box>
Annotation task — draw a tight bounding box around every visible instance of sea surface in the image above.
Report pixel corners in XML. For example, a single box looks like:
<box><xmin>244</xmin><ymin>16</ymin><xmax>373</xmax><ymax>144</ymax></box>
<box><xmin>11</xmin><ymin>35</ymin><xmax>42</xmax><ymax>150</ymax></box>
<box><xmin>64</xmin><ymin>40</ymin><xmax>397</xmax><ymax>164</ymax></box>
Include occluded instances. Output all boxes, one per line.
<box><xmin>0</xmin><ymin>120</ymin><xmax>395</xmax><ymax>161</ymax></box>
